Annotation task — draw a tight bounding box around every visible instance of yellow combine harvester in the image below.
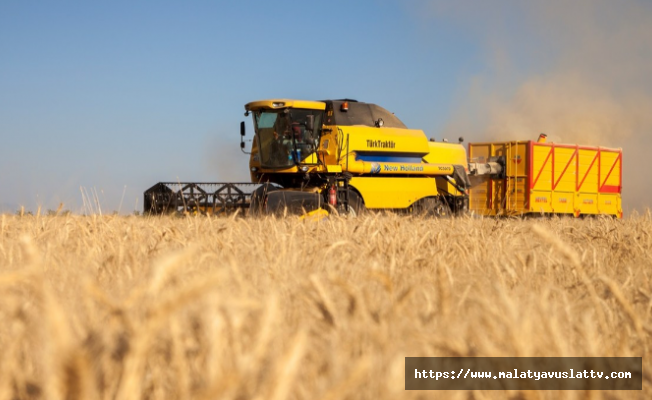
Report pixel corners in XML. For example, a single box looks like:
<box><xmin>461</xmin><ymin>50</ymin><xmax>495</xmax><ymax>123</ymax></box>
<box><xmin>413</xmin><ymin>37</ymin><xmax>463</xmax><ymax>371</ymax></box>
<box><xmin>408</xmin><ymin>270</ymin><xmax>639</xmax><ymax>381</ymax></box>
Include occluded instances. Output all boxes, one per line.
<box><xmin>144</xmin><ymin>99</ymin><xmax>622</xmax><ymax>218</ymax></box>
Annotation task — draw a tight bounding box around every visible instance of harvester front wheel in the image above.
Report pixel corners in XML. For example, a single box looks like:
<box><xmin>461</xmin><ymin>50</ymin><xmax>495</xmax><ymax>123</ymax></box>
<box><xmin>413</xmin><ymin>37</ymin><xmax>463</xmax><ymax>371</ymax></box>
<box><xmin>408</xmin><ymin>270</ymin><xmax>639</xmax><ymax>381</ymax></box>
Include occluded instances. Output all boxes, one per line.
<box><xmin>249</xmin><ymin>183</ymin><xmax>277</xmax><ymax>216</ymax></box>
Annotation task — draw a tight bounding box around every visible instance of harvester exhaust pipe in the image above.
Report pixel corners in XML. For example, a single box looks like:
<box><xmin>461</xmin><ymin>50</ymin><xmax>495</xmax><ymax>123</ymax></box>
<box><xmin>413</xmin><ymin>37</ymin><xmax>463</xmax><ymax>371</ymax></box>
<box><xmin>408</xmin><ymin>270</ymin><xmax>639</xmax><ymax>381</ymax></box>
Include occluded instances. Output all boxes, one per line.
<box><xmin>538</xmin><ymin>133</ymin><xmax>547</xmax><ymax>143</ymax></box>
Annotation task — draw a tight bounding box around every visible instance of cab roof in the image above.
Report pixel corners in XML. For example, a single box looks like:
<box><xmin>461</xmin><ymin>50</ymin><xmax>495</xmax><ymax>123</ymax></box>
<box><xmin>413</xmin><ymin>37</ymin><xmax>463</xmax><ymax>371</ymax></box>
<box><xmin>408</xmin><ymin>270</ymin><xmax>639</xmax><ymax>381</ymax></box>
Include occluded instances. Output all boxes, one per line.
<box><xmin>245</xmin><ymin>99</ymin><xmax>326</xmax><ymax>111</ymax></box>
<box><xmin>245</xmin><ymin>99</ymin><xmax>407</xmax><ymax>129</ymax></box>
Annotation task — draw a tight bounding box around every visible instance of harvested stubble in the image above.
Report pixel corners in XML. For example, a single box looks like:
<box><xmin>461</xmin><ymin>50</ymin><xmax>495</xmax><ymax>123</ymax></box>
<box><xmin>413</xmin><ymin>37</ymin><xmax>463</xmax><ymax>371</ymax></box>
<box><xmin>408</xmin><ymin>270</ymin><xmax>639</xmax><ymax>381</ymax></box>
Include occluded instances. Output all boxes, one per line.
<box><xmin>0</xmin><ymin>212</ymin><xmax>650</xmax><ymax>400</ymax></box>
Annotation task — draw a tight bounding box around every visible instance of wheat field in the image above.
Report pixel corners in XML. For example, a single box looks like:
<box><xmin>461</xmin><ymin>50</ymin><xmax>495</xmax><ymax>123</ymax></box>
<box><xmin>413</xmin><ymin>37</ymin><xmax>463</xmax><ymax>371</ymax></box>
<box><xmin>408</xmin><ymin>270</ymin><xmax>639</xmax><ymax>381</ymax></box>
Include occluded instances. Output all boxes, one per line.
<box><xmin>0</xmin><ymin>212</ymin><xmax>650</xmax><ymax>400</ymax></box>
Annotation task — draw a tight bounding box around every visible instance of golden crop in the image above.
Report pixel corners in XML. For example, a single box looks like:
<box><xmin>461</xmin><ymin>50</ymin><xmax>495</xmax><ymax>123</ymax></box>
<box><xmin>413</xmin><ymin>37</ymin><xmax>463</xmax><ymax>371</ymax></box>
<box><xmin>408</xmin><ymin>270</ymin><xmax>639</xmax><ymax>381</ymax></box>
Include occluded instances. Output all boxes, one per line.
<box><xmin>0</xmin><ymin>213</ymin><xmax>650</xmax><ymax>399</ymax></box>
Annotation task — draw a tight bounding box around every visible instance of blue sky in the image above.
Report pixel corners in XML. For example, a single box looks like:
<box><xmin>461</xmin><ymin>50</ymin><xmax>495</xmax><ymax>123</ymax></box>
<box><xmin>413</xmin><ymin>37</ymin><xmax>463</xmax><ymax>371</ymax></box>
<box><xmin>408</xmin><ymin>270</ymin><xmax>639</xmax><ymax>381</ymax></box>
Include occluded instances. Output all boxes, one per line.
<box><xmin>1</xmin><ymin>1</ymin><xmax>650</xmax><ymax>213</ymax></box>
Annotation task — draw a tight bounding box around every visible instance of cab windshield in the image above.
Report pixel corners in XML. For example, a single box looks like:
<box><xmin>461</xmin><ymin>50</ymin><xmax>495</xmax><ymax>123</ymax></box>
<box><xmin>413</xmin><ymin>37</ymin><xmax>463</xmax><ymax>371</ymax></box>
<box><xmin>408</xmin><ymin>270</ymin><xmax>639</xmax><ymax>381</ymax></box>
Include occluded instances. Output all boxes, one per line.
<box><xmin>252</xmin><ymin>108</ymin><xmax>323</xmax><ymax>168</ymax></box>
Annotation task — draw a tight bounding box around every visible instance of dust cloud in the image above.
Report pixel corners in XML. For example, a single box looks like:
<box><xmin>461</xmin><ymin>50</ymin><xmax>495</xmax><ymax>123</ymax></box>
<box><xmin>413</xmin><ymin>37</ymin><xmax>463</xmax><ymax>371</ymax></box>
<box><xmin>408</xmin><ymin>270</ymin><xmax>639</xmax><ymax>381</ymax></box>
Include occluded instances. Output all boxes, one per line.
<box><xmin>202</xmin><ymin>132</ymin><xmax>252</xmax><ymax>182</ymax></box>
<box><xmin>415</xmin><ymin>0</ymin><xmax>652</xmax><ymax>211</ymax></box>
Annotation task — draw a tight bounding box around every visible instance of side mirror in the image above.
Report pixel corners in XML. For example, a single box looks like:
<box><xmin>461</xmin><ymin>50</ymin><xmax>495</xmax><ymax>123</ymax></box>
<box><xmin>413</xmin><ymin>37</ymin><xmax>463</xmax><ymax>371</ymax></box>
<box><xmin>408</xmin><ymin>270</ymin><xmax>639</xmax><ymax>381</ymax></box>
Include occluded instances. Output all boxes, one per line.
<box><xmin>239</xmin><ymin>121</ymin><xmax>249</xmax><ymax>153</ymax></box>
<box><xmin>306</xmin><ymin>115</ymin><xmax>314</xmax><ymax>131</ymax></box>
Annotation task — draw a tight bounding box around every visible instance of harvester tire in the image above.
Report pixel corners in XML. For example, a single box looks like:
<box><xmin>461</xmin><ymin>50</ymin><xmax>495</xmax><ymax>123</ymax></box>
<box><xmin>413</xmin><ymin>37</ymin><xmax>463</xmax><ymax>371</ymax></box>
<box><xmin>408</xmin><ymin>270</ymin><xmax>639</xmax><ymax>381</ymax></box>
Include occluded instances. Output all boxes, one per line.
<box><xmin>345</xmin><ymin>190</ymin><xmax>365</xmax><ymax>217</ymax></box>
<box><xmin>249</xmin><ymin>183</ymin><xmax>277</xmax><ymax>216</ymax></box>
<box><xmin>413</xmin><ymin>197</ymin><xmax>451</xmax><ymax>218</ymax></box>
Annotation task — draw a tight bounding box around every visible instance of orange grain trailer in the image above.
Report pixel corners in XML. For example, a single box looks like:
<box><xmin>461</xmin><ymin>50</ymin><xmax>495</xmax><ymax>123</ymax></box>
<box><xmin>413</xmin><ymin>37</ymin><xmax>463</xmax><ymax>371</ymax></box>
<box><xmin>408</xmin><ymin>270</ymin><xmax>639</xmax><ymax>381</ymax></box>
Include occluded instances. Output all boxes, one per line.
<box><xmin>468</xmin><ymin>138</ymin><xmax>622</xmax><ymax>218</ymax></box>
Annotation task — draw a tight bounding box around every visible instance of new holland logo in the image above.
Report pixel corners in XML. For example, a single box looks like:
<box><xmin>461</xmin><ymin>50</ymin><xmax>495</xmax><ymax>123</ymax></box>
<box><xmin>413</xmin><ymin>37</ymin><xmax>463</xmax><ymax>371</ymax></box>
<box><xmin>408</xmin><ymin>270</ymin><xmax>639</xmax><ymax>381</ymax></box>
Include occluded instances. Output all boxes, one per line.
<box><xmin>370</xmin><ymin>162</ymin><xmax>381</xmax><ymax>174</ymax></box>
<box><xmin>512</xmin><ymin>154</ymin><xmax>522</xmax><ymax>164</ymax></box>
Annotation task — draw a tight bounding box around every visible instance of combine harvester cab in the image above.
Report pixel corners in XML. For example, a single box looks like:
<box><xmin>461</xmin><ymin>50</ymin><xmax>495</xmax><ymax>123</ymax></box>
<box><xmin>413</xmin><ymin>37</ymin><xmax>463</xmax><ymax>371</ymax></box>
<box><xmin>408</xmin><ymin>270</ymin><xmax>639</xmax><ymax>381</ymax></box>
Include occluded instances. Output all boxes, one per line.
<box><xmin>467</xmin><ymin>134</ymin><xmax>623</xmax><ymax>218</ymax></box>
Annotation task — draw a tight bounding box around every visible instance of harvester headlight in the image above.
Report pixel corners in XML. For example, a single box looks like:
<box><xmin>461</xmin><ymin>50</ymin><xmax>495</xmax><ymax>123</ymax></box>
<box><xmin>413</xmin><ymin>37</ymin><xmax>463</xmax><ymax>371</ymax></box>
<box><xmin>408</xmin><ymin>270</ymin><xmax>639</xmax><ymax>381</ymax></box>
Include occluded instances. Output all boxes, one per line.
<box><xmin>251</xmin><ymin>167</ymin><xmax>258</xmax><ymax>172</ymax></box>
<box><xmin>300</xmin><ymin>166</ymin><xmax>309</xmax><ymax>172</ymax></box>
<box><xmin>272</xmin><ymin>102</ymin><xmax>285</xmax><ymax>107</ymax></box>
